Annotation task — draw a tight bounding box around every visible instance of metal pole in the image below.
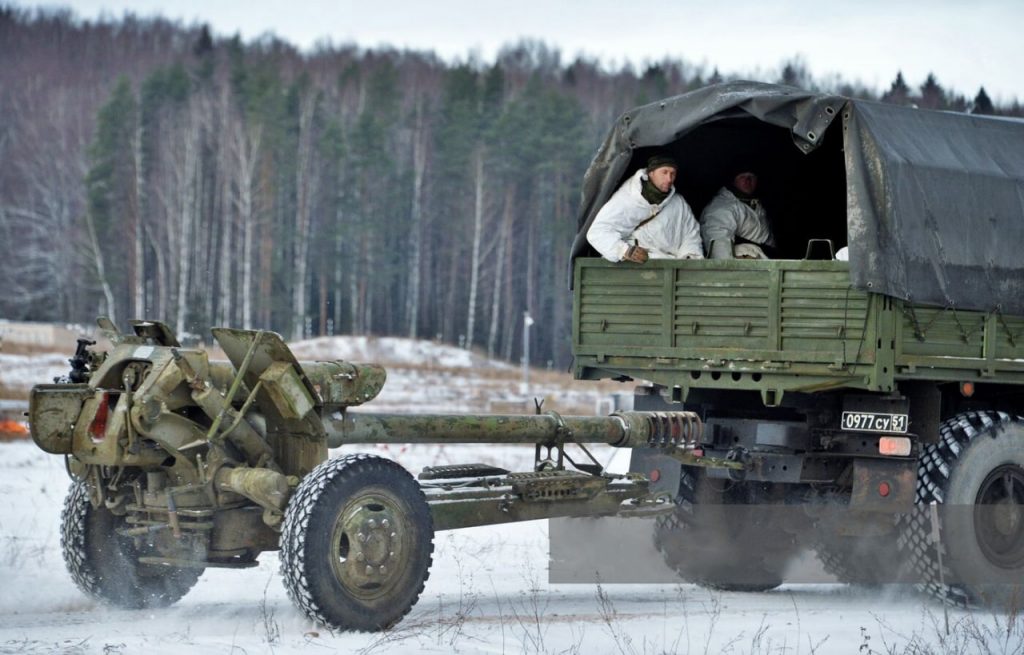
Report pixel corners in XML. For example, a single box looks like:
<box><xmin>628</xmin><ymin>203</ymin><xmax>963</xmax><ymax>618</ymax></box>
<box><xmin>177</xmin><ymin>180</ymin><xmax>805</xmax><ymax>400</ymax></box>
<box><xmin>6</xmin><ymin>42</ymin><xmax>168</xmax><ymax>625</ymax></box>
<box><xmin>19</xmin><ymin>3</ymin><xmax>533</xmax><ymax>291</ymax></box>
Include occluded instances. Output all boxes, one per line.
<box><xmin>522</xmin><ymin>311</ymin><xmax>534</xmax><ymax>390</ymax></box>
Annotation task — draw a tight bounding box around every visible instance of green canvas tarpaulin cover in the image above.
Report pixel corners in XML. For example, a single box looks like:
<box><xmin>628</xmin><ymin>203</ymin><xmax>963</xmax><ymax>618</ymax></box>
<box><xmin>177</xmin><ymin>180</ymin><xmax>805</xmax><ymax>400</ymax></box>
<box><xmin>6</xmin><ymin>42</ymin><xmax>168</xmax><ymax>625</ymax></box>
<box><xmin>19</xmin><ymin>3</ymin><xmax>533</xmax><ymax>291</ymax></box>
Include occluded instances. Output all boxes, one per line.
<box><xmin>571</xmin><ymin>81</ymin><xmax>1024</xmax><ymax>315</ymax></box>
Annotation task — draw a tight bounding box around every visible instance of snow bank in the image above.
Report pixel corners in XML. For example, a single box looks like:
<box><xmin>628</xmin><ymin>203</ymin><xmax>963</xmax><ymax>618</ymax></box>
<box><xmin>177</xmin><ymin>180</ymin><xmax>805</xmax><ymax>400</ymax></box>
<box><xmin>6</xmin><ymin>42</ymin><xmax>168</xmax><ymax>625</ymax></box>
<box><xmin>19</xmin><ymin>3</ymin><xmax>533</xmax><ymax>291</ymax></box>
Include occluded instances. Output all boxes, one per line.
<box><xmin>290</xmin><ymin>334</ymin><xmax>513</xmax><ymax>370</ymax></box>
<box><xmin>0</xmin><ymin>353</ymin><xmax>68</xmax><ymax>391</ymax></box>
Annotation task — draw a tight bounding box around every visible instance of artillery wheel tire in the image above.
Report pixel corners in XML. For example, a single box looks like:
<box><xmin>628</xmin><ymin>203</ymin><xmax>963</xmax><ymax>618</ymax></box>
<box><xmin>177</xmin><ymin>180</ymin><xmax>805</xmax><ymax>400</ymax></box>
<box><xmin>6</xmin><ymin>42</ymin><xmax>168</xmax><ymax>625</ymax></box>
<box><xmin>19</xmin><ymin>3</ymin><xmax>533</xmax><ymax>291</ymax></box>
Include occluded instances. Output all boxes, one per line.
<box><xmin>654</xmin><ymin>467</ymin><xmax>798</xmax><ymax>592</ymax></box>
<box><xmin>61</xmin><ymin>481</ymin><xmax>202</xmax><ymax>608</ymax></box>
<box><xmin>280</xmin><ymin>454</ymin><xmax>434</xmax><ymax>632</ymax></box>
<box><xmin>899</xmin><ymin>411</ymin><xmax>1024</xmax><ymax>608</ymax></box>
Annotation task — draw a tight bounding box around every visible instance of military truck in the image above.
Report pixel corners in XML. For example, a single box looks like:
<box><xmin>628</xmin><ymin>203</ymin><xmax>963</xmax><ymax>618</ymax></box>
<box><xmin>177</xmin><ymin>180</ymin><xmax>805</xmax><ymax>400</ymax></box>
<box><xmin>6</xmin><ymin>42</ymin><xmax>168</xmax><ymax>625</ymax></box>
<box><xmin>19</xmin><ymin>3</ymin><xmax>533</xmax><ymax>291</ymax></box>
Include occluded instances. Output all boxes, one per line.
<box><xmin>569</xmin><ymin>81</ymin><xmax>1024</xmax><ymax>605</ymax></box>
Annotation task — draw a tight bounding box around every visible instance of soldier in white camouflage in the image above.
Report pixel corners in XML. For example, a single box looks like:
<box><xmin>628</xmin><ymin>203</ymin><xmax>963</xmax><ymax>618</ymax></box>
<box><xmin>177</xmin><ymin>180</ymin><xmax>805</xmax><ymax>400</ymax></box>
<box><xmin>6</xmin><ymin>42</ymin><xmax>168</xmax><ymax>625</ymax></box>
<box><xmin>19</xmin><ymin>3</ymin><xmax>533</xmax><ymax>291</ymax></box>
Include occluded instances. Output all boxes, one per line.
<box><xmin>700</xmin><ymin>170</ymin><xmax>776</xmax><ymax>259</ymax></box>
<box><xmin>586</xmin><ymin>154</ymin><xmax>703</xmax><ymax>264</ymax></box>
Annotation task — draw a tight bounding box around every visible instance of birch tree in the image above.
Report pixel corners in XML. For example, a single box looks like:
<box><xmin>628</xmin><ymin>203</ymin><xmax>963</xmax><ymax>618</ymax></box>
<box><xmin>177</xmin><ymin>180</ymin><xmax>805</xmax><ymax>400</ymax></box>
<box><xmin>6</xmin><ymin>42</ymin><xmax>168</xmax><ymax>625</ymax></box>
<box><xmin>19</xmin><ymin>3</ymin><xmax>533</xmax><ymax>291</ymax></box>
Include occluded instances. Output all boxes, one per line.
<box><xmin>291</xmin><ymin>83</ymin><xmax>320</xmax><ymax>341</ymax></box>
<box><xmin>465</xmin><ymin>148</ymin><xmax>485</xmax><ymax>349</ymax></box>
<box><xmin>232</xmin><ymin>119</ymin><xmax>262</xmax><ymax>329</ymax></box>
<box><xmin>406</xmin><ymin>96</ymin><xmax>429</xmax><ymax>338</ymax></box>
<box><xmin>172</xmin><ymin>102</ymin><xmax>201</xmax><ymax>337</ymax></box>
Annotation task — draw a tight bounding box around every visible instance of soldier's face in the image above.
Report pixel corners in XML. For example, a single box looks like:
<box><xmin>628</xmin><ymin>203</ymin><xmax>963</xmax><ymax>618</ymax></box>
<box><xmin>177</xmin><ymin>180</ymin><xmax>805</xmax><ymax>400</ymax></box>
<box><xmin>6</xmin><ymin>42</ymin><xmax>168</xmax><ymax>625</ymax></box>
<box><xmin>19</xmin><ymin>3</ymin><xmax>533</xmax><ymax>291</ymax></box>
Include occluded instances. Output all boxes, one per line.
<box><xmin>733</xmin><ymin>172</ymin><xmax>758</xmax><ymax>195</ymax></box>
<box><xmin>649</xmin><ymin>166</ymin><xmax>677</xmax><ymax>193</ymax></box>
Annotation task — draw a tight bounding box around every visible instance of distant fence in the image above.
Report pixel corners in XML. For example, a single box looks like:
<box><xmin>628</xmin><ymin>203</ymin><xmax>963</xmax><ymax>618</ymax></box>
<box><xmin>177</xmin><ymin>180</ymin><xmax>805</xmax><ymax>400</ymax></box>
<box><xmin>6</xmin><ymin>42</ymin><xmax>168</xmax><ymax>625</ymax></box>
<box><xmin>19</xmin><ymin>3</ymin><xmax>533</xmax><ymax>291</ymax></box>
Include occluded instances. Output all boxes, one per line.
<box><xmin>0</xmin><ymin>321</ymin><xmax>87</xmax><ymax>350</ymax></box>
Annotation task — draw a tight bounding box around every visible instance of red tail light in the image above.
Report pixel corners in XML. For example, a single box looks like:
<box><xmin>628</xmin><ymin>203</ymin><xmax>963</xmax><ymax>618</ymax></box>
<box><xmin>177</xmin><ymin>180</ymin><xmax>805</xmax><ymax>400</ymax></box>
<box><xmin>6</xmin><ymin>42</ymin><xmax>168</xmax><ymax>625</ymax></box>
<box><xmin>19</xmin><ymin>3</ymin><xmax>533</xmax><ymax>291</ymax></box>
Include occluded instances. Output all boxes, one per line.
<box><xmin>879</xmin><ymin>436</ymin><xmax>911</xmax><ymax>456</ymax></box>
<box><xmin>89</xmin><ymin>393</ymin><xmax>110</xmax><ymax>442</ymax></box>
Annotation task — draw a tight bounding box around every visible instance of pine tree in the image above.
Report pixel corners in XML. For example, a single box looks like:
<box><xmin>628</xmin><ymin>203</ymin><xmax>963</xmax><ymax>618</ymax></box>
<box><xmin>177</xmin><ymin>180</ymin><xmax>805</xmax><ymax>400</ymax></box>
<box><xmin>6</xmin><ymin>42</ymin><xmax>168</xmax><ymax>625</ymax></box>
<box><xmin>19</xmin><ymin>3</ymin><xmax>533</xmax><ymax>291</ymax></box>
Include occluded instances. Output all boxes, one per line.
<box><xmin>431</xmin><ymin>64</ymin><xmax>481</xmax><ymax>343</ymax></box>
<box><xmin>919</xmin><ymin>73</ymin><xmax>946</xmax><ymax>110</ymax></box>
<box><xmin>779</xmin><ymin>58</ymin><xmax>810</xmax><ymax>89</ymax></box>
<box><xmin>972</xmin><ymin>87</ymin><xmax>995</xmax><ymax>115</ymax></box>
<box><xmin>85</xmin><ymin>76</ymin><xmax>140</xmax><ymax>323</ymax></box>
<box><xmin>637</xmin><ymin>64</ymin><xmax>669</xmax><ymax>105</ymax></box>
<box><xmin>881</xmin><ymin>71</ymin><xmax>912</xmax><ymax>106</ymax></box>
<box><xmin>347</xmin><ymin>57</ymin><xmax>404</xmax><ymax>335</ymax></box>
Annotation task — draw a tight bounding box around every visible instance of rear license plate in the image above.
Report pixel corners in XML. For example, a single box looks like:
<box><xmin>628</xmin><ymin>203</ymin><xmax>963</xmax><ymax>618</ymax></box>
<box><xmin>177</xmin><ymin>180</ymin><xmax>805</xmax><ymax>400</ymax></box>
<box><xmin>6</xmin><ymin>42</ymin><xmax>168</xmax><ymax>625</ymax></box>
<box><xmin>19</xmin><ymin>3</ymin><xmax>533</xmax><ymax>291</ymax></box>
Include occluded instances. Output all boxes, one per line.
<box><xmin>841</xmin><ymin>411</ymin><xmax>908</xmax><ymax>433</ymax></box>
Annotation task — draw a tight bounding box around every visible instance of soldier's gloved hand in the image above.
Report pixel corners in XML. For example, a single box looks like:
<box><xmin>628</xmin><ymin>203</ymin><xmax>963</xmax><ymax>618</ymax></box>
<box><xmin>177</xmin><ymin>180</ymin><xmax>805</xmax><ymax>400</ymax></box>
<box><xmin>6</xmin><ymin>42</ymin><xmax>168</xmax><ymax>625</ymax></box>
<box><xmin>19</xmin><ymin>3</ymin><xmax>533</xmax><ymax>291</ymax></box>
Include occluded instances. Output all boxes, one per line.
<box><xmin>623</xmin><ymin>245</ymin><xmax>649</xmax><ymax>263</ymax></box>
<box><xmin>709</xmin><ymin>239</ymin><xmax>734</xmax><ymax>260</ymax></box>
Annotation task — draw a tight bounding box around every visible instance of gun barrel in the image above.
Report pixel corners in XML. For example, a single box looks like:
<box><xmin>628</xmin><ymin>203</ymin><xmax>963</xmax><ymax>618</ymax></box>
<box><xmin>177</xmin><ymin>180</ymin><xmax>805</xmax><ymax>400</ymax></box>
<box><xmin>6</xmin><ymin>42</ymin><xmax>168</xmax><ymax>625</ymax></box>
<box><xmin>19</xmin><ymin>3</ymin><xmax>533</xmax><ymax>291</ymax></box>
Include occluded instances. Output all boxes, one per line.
<box><xmin>325</xmin><ymin>411</ymin><xmax>701</xmax><ymax>449</ymax></box>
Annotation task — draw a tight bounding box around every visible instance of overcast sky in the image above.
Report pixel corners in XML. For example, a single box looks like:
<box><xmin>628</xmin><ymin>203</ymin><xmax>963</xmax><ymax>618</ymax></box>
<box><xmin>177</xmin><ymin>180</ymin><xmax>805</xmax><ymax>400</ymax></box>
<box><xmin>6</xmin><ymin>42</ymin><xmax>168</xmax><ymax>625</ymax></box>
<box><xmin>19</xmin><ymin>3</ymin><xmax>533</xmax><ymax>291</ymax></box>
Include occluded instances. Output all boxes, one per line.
<box><xmin>32</xmin><ymin>0</ymin><xmax>1024</xmax><ymax>102</ymax></box>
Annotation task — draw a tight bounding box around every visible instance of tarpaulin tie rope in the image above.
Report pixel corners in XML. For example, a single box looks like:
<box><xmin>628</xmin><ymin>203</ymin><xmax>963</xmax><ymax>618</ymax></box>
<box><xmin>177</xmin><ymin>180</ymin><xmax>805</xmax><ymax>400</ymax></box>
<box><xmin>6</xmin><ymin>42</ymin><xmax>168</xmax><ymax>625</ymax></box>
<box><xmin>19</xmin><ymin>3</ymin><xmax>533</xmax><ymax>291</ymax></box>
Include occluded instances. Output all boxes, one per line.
<box><xmin>902</xmin><ymin>304</ymin><xmax>947</xmax><ymax>342</ymax></box>
<box><xmin>995</xmin><ymin>308</ymin><xmax>1021</xmax><ymax>348</ymax></box>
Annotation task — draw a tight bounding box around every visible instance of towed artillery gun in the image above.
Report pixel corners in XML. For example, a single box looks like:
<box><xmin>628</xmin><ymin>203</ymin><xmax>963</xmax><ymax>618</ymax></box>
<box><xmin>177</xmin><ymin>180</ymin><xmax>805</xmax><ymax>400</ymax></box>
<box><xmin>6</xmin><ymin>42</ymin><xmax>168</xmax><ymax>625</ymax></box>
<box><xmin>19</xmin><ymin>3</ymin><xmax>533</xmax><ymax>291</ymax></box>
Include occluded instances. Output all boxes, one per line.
<box><xmin>30</xmin><ymin>319</ymin><xmax>702</xmax><ymax>631</ymax></box>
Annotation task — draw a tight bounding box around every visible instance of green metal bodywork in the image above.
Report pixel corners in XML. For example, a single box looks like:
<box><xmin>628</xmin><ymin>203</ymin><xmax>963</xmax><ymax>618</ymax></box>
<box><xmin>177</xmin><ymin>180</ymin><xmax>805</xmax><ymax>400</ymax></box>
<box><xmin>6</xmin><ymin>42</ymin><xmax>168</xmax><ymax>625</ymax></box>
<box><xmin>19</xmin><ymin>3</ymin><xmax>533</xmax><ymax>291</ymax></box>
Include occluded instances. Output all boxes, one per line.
<box><xmin>573</xmin><ymin>258</ymin><xmax>1024</xmax><ymax>402</ymax></box>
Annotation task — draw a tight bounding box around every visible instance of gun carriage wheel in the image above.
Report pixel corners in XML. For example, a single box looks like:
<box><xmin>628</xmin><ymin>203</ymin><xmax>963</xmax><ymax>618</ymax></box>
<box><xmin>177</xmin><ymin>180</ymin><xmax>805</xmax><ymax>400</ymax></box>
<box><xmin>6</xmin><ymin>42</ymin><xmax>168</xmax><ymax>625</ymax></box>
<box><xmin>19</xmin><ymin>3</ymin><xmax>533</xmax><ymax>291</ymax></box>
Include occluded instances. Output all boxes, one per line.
<box><xmin>279</xmin><ymin>454</ymin><xmax>434</xmax><ymax>632</ymax></box>
<box><xmin>61</xmin><ymin>480</ymin><xmax>203</xmax><ymax>609</ymax></box>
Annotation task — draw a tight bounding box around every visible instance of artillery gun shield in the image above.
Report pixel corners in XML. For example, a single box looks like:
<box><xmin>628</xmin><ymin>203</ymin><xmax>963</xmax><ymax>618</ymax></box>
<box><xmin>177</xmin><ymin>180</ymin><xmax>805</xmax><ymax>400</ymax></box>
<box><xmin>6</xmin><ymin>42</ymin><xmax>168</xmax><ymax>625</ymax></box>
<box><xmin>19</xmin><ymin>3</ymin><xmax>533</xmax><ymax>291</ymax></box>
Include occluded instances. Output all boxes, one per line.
<box><xmin>212</xmin><ymin>328</ymin><xmax>327</xmax><ymax>475</ymax></box>
<box><xmin>29</xmin><ymin>384</ymin><xmax>93</xmax><ymax>454</ymax></box>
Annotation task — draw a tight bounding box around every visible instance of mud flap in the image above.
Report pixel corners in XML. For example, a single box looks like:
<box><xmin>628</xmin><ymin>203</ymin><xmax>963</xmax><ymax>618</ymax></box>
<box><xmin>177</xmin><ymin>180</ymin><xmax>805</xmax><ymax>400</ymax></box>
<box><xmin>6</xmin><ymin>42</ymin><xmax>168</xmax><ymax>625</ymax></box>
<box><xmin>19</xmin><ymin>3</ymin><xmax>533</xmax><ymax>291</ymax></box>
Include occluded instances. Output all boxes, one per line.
<box><xmin>850</xmin><ymin>458</ymin><xmax>915</xmax><ymax>512</ymax></box>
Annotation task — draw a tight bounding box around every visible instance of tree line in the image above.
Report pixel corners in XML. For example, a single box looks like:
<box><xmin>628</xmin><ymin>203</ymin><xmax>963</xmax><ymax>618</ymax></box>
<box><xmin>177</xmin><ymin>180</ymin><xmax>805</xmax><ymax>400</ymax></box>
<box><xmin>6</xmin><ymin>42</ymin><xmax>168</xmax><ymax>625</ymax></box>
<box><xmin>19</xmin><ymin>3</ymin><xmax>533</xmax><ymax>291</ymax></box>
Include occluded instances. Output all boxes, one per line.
<box><xmin>1</xmin><ymin>7</ymin><xmax>1020</xmax><ymax>367</ymax></box>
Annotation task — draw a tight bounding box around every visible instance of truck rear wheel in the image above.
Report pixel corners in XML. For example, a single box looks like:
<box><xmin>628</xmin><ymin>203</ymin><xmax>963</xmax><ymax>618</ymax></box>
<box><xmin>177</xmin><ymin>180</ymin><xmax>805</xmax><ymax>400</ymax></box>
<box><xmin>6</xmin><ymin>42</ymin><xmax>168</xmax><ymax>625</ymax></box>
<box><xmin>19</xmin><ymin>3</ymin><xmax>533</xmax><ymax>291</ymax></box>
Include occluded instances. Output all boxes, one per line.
<box><xmin>279</xmin><ymin>454</ymin><xmax>434</xmax><ymax>632</ymax></box>
<box><xmin>654</xmin><ymin>467</ymin><xmax>798</xmax><ymax>591</ymax></box>
<box><xmin>813</xmin><ymin>530</ymin><xmax>905</xmax><ymax>586</ymax></box>
<box><xmin>61</xmin><ymin>481</ymin><xmax>202</xmax><ymax>608</ymax></box>
<box><xmin>900</xmin><ymin>411</ymin><xmax>1024</xmax><ymax>608</ymax></box>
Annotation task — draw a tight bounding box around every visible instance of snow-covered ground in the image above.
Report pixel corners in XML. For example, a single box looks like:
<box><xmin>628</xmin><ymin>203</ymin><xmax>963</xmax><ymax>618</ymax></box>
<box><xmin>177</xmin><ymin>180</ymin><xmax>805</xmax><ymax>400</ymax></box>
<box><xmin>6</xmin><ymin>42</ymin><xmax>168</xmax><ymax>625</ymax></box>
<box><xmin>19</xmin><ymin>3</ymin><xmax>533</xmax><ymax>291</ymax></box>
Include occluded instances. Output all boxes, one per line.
<box><xmin>3</xmin><ymin>439</ymin><xmax>1023</xmax><ymax>655</ymax></box>
<box><xmin>2</xmin><ymin>335</ymin><xmax>1023</xmax><ymax>653</ymax></box>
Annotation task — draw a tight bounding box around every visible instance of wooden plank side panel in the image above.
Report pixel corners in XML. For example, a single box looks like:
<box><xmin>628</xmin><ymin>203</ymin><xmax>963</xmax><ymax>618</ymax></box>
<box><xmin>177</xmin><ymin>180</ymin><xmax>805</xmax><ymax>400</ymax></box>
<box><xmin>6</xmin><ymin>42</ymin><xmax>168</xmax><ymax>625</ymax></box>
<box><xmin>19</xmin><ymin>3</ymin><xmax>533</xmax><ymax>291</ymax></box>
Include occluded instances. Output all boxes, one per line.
<box><xmin>574</xmin><ymin>259</ymin><xmax>871</xmax><ymax>370</ymax></box>
<box><xmin>780</xmin><ymin>270</ymin><xmax>869</xmax><ymax>360</ymax></box>
<box><xmin>673</xmin><ymin>268</ymin><xmax>770</xmax><ymax>349</ymax></box>
<box><xmin>578</xmin><ymin>266</ymin><xmax>666</xmax><ymax>349</ymax></box>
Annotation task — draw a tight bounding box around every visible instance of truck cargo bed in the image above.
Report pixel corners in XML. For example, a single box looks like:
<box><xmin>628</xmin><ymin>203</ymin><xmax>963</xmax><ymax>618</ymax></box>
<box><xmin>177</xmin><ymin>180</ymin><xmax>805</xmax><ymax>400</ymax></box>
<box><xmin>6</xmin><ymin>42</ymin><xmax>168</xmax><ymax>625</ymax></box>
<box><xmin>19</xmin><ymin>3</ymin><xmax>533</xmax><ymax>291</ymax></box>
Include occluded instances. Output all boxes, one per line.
<box><xmin>573</xmin><ymin>258</ymin><xmax>1024</xmax><ymax>403</ymax></box>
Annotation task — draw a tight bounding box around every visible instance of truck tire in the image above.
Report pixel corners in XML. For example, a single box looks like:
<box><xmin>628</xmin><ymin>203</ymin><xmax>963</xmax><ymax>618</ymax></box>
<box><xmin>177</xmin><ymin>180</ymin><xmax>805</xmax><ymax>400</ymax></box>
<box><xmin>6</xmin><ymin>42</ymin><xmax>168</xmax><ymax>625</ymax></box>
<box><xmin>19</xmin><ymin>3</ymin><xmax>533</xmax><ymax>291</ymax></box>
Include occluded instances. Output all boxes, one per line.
<box><xmin>812</xmin><ymin>531</ymin><xmax>904</xmax><ymax>586</ymax></box>
<box><xmin>899</xmin><ymin>411</ymin><xmax>1024</xmax><ymax>608</ymax></box>
<box><xmin>279</xmin><ymin>454</ymin><xmax>434</xmax><ymax>632</ymax></box>
<box><xmin>654</xmin><ymin>467</ymin><xmax>798</xmax><ymax>592</ymax></box>
<box><xmin>61</xmin><ymin>481</ymin><xmax>202</xmax><ymax>608</ymax></box>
